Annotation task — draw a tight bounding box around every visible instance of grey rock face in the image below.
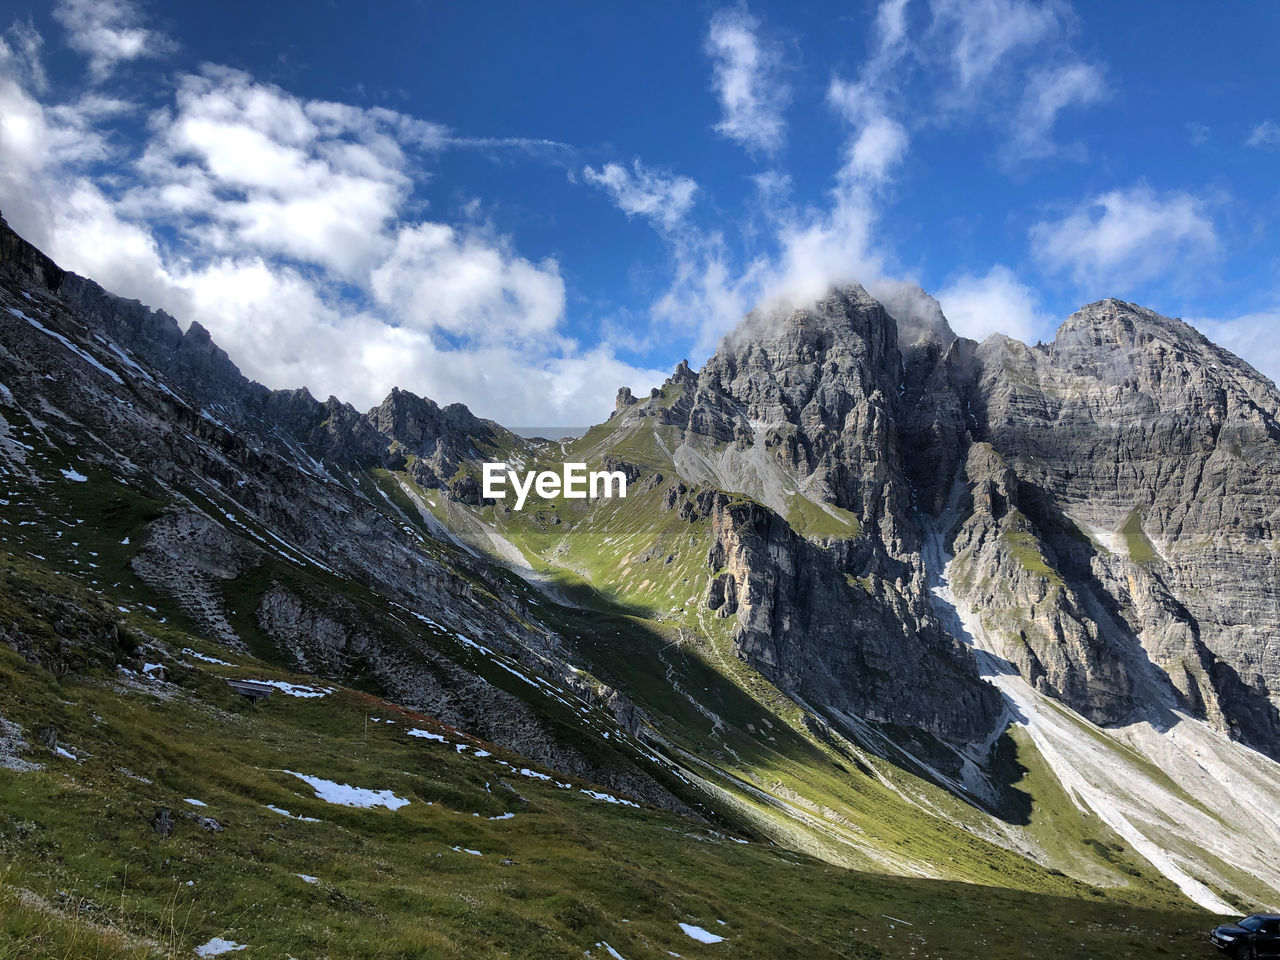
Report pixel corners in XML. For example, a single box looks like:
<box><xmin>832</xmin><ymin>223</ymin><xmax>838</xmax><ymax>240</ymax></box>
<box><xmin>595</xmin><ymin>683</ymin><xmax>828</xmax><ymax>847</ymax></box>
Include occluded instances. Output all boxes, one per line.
<box><xmin>677</xmin><ymin>287</ymin><xmax>916</xmax><ymax>553</ymax></box>
<box><xmin>131</xmin><ymin>510</ymin><xmax>255</xmax><ymax>651</ymax></box>
<box><xmin>690</xmin><ymin>486</ymin><xmax>1002</xmax><ymax>748</ymax></box>
<box><xmin>945</xmin><ymin>443</ymin><xmax>1136</xmax><ymax>725</ymax></box>
<box><xmin>617</xmin><ymin>286</ymin><xmax>1280</xmax><ymax>759</ymax></box>
<box><xmin>0</xmin><ymin>713</ymin><xmax>42</xmax><ymax>772</ymax></box>
<box><xmin>967</xmin><ymin>300</ymin><xmax>1280</xmax><ymax>752</ymax></box>
<box><xmin>368</xmin><ymin>387</ymin><xmax>522</xmax><ymax>494</ymax></box>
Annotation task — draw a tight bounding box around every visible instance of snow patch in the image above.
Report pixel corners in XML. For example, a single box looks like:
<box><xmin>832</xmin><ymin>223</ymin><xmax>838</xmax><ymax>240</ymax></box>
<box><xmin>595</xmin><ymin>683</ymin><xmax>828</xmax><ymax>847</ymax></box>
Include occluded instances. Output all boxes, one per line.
<box><xmin>182</xmin><ymin>648</ymin><xmax>231</xmax><ymax>665</ymax></box>
<box><xmin>242</xmin><ymin>679</ymin><xmax>334</xmax><ymax>699</ymax></box>
<box><xmin>677</xmin><ymin>923</ymin><xmax>725</xmax><ymax>944</ymax></box>
<box><xmin>59</xmin><ymin>467</ymin><xmax>88</xmax><ymax>482</ymax></box>
<box><xmin>407</xmin><ymin>729</ymin><xmax>447</xmax><ymax>742</ymax></box>
<box><xmin>286</xmin><ymin>771</ymin><xmax>410</xmax><ymax>810</ymax></box>
<box><xmin>580</xmin><ymin>789</ymin><xmax>639</xmax><ymax>808</ymax></box>
<box><xmin>265</xmin><ymin>804</ymin><xmax>320</xmax><ymax>823</ymax></box>
<box><xmin>194</xmin><ymin>938</ymin><xmax>246</xmax><ymax>956</ymax></box>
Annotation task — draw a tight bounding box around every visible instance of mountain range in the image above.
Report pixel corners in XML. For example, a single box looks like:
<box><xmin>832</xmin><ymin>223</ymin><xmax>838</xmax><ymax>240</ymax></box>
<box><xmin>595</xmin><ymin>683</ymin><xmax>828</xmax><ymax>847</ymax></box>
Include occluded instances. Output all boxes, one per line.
<box><xmin>2</xmin><ymin>211</ymin><xmax>1278</xmax><ymax>957</ymax></box>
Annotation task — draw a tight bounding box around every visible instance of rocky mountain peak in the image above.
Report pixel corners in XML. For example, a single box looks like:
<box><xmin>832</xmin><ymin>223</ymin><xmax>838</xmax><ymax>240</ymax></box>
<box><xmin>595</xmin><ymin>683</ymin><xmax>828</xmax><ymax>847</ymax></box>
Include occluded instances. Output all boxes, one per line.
<box><xmin>873</xmin><ymin>280</ymin><xmax>957</xmax><ymax>354</ymax></box>
<box><xmin>714</xmin><ymin>283</ymin><xmax>890</xmax><ymax>363</ymax></box>
<box><xmin>1056</xmin><ymin>298</ymin><xmax>1177</xmax><ymax>345</ymax></box>
<box><xmin>0</xmin><ymin>212</ymin><xmax>65</xmax><ymax>291</ymax></box>
<box><xmin>369</xmin><ymin>387</ymin><xmax>449</xmax><ymax>448</ymax></box>
<box><xmin>1043</xmin><ymin>298</ymin><xmax>1280</xmax><ymax>418</ymax></box>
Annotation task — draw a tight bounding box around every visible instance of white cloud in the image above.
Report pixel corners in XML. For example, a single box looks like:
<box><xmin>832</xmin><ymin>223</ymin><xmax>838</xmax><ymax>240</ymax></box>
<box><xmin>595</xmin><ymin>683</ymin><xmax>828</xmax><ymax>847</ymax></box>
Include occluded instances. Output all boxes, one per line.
<box><xmin>1245</xmin><ymin>120</ymin><xmax>1280</xmax><ymax>150</ymax></box>
<box><xmin>929</xmin><ymin>0</ymin><xmax>1062</xmax><ymax>90</ymax></box>
<box><xmin>652</xmin><ymin>229</ymin><xmax>770</xmax><ymax>355</ymax></box>
<box><xmin>2</xmin><ymin>19</ymin><xmax>46</xmax><ymax>92</ymax></box>
<box><xmin>824</xmin><ymin>0</ymin><xmax>914</xmax><ymax>188</ymax></box>
<box><xmin>581</xmin><ymin>160</ymin><xmax>698</xmax><ymax>232</ymax></box>
<box><xmin>0</xmin><ymin>25</ymin><xmax>660</xmax><ymax>424</ymax></box>
<box><xmin>705</xmin><ymin>6</ymin><xmax>790</xmax><ymax>155</ymax></box>
<box><xmin>1008</xmin><ymin>61</ymin><xmax>1107</xmax><ymax>161</ymax></box>
<box><xmin>371</xmin><ymin>222</ymin><xmax>564</xmax><ymax>340</ymax></box>
<box><xmin>936</xmin><ymin>264</ymin><xmax>1053</xmax><ymax>342</ymax></box>
<box><xmin>829</xmin><ymin>93</ymin><xmax>909</xmax><ymax>185</ymax></box>
<box><xmin>175</xmin><ymin>256</ymin><xmax>663</xmax><ymax>418</ymax></box>
<box><xmin>52</xmin><ymin>0</ymin><xmax>173</xmax><ymax>81</ymax></box>
<box><xmin>924</xmin><ymin>0</ymin><xmax>1111</xmax><ymax>164</ymax></box>
<box><xmin>1030</xmin><ymin>185</ymin><xmax>1217</xmax><ymax>290</ymax></box>
<box><xmin>873</xmin><ymin>0</ymin><xmax>912</xmax><ymax>53</ymax></box>
<box><xmin>123</xmin><ymin>67</ymin><xmax>446</xmax><ymax>279</ymax></box>
<box><xmin>0</xmin><ymin>43</ymin><xmax>136</xmax><ymax>253</ymax></box>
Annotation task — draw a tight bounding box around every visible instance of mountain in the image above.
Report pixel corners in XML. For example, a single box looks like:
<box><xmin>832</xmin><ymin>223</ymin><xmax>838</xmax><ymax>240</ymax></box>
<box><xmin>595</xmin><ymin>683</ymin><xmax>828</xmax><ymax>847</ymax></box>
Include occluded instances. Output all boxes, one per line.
<box><xmin>1</xmin><ymin>212</ymin><xmax>1278</xmax><ymax>957</ymax></box>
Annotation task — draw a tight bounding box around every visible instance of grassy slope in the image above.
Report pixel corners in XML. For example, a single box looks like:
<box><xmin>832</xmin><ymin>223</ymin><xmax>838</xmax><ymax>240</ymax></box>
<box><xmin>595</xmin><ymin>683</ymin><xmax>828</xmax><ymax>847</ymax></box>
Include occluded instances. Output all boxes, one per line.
<box><xmin>0</xmin><ymin>556</ymin><xmax>1216</xmax><ymax>960</ymax></box>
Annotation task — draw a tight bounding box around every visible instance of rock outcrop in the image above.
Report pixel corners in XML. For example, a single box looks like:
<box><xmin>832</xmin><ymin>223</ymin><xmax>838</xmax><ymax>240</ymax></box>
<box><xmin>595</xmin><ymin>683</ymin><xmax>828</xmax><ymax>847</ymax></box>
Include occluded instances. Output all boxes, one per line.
<box><xmin>959</xmin><ymin>300</ymin><xmax>1280</xmax><ymax>750</ymax></box>
<box><xmin>610</xmin><ymin>287</ymin><xmax>1280</xmax><ymax>759</ymax></box>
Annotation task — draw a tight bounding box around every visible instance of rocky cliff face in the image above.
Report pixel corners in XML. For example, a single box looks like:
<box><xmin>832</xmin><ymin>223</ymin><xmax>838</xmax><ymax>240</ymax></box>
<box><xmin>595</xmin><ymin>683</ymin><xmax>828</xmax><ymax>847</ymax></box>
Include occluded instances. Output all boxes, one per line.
<box><xmin>675</xmin><ymin>287</ymin><xmax>918</xmax><ymax>554</ymax></box>
<box><xmin>944</xmin><ymin>442</ymin><xmax>1137</xmax><ymax>725</ymax></box>
<box><xmin>604</xmin><ymin>287</ymin><xmax>1280</xmax><ymax>761</ymax></box>
<box><xmin>953</xmin><ymin>300</ymin><xmax>1280</xmax><ymax>752</ymax></box>
<box><xmin>606</xmin><ymin>288</ymin><xmax>1005</xmax><ymax>757</ymax></box>
<box><xmin>692</xmin><ymin>487</ymin><xmax>1001</xmax><ymax>747</ymax></box>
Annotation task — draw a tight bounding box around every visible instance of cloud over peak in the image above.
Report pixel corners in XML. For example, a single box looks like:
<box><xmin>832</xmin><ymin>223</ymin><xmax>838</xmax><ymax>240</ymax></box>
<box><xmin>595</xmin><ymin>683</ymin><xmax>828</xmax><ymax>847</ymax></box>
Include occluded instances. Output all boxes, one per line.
<box><xmin>937</xmin><ymin>265</ymin><xmax>1052</xmax><ymax>343</ymax></box>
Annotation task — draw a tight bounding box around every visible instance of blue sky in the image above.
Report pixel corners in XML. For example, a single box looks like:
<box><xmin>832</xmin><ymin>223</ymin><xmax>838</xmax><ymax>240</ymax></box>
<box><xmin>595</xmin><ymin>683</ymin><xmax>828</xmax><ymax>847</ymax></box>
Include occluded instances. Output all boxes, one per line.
<box><xmin>0</xmin><ymin>0</ymin><xmax>1277</xmax><ymax>424</ymax></box>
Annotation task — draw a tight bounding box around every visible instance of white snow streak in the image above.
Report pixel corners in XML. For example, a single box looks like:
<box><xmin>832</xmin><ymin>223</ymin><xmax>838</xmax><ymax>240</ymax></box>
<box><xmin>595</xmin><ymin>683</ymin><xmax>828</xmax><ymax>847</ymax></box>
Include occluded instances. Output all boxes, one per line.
<box><xmin>286</xmin><ymin>772</ymin><xmax>409</xmax><ymax>811</ymax></box>
<box><xmin>677</xmin><ymin>923</ymin><xmax>725</xmax><ymax>944</ymax></box>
